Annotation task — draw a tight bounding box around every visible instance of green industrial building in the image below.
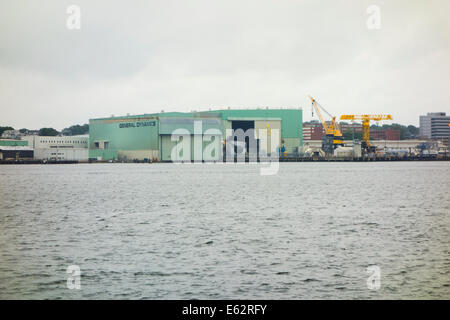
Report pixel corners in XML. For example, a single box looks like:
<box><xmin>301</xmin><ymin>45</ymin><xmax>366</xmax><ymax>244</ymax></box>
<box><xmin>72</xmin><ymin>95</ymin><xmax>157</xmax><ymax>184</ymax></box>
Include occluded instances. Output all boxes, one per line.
<box><xmin>89</xmin><ymin>109</ymin><xmax>303</xmax><ymax>161</ymax></box>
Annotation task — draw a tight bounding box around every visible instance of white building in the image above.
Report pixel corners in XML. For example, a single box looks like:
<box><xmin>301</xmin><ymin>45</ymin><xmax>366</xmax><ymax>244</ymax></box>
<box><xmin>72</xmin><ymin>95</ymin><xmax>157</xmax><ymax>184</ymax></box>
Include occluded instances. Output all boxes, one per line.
<box><xmin>22</xmin><ymin>135</ymin><xmax>89</xmax><ymax>161</ymax></box>
<box><xmin>33</xmin><ymin>148</ymin><xmax>88</xmax><ymax>161</ymax></box>
<box><xmin>419</xmin><ymin>112</ymin><xmax>450</xmax><ymax>139</ymax></box>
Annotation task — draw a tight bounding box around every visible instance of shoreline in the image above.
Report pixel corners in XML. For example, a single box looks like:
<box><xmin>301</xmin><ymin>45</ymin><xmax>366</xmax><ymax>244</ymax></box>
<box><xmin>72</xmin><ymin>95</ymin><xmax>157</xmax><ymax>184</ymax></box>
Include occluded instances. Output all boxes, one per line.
<box><xmin>1</xmin><ymin>157</ymin><xmax>449</xmax><ymax>165</ymax></box>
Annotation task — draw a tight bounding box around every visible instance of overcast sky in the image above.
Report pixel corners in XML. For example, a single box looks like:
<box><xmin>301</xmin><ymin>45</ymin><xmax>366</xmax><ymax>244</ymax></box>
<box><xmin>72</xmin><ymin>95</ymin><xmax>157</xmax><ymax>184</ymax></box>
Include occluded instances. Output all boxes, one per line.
<box><xmin>1</xmin><ymin>0</ymin><xmax>449</xmax><ymax>130</ymax></box>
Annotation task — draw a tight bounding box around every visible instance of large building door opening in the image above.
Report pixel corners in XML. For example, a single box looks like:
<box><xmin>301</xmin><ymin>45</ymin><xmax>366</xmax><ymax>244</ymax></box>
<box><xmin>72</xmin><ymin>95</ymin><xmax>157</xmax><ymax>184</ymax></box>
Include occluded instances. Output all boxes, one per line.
<box><xmin>231</xmin><ymin>120</ymin><xmax>254</xmax><ymax>133</ymax></box>
<box><xmin>230</xmin><ymin>120</ymin><xmax>257</xmax><ymax>155</ymax></box>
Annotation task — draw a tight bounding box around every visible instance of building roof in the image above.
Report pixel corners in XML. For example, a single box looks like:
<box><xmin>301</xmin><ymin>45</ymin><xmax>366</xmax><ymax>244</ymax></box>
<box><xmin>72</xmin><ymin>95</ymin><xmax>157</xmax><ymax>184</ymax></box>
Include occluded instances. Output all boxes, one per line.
<box><xmin>89</xmin><ymin>108</ymin><xmax>303</xmax><ymax>122</ymax></box>
<box><xmin>0</xmin><ymin>146</ymin><xmax>33</xmax><ymax>151</ymax></box>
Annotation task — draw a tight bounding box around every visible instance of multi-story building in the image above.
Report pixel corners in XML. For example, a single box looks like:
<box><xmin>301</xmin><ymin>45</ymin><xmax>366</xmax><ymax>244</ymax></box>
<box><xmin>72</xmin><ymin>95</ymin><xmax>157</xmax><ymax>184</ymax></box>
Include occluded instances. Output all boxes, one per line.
<box><xmin>304</xmin><ymin>122</ymin><xmax>367</xmax><ymax>141</ymax></box>
<box><xmin>304</xmin><ymin>121</ymin><xmax>400</xmax><ymax>141</ymax></box>
<box><xmin>22</xmin><ymin>135</ymin><xmax>89</xmax><ymax>161</ymax></box>
<box><xmin>339</xmin><ymin>122</ymin><xmax>363</xmax><ymax>134</ymax></box>
<box><xmin>371</xmin><ymin>128</ymin><xmax>401</xmax><ymax>140</ymax></box>
<box><xmin>303</xmin><ymin>121</ymin><xmax>325</xmax><ymax>140</ymax></box>
<box><xmin>419</xmin><ymin>112</ymin><xmax>450</xmax><ymax>139</ymax></box>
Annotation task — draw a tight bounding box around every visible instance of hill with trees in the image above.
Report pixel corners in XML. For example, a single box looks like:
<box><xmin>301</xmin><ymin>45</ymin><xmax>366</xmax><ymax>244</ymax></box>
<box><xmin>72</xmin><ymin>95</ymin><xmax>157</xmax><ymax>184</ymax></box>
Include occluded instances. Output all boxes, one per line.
<box><xmin>38</xmin><ymin>128</ymin><xmax>59</xmax><ymax>136</ymax></box>
<box><xmin>61</xmin><ymin>124</ymin><xmax>89</xmax><ymax>136</ymax></box>
<box><xmin>370</xmin><ymin>123</ymin><xmax>419</xmax><ymax>139</ymax></box>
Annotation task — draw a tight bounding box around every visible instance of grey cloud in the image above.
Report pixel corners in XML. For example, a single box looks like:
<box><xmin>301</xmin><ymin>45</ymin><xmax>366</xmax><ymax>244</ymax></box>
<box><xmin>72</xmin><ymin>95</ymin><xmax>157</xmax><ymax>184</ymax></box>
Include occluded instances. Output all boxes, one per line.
<box><xmin>0</xmin><ymin>0</ymin><xmax>449</xmax><ymax>129</ymax></box>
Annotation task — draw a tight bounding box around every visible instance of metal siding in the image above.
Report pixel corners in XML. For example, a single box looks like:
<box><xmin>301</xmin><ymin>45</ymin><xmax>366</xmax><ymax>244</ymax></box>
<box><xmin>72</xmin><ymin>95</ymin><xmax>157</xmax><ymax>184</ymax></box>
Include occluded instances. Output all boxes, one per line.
<box><xmin>89</xmin><ymin>118</ymin><xmax>159</xmax><ymax>151</ymax></box>
<box><xmin>205</xmin><ymin>109</ymin><xmax>302</xmax><ymax>139</ymax></box>
<box><xmin>282</xmin><ymin>137</ymin><xmax>301</xmax><ymax>153</ymax></box>
<box><xmin>117</xmin><ymin>150</ymin><xmax>158</xmax><ymax>161</ymax></box>
<box><xmin>89</xmin><ymin>149</ymin><xmax>118</xmax><ymax>160</ymax></box>
<box><xmin>202</xmin><ymin>134</ymin><xmax>221</xmax><ymax>161</ymax></box>
<box><xmin>161</xmin><ymin>135</ymin><xmax>221</xmax><ymax>161</ymax></box>
<box><xmin>161</xmin><ymin>135</ymin><xmax>177</xmax><ymax>161</ymax></box>
<box><xmin>222</xmin><ymin>120</ymin><xmax>232</xmax><ymax>138</ymax></box>
<box><xmin>255</xmin><ymin>120</ymin><xmax>282</xmax><ymax>153</ymax></box>
<box><xmin>159</xmin><ymin>117</ymin><xmax>222</xmax><ymax>135</ymax></box>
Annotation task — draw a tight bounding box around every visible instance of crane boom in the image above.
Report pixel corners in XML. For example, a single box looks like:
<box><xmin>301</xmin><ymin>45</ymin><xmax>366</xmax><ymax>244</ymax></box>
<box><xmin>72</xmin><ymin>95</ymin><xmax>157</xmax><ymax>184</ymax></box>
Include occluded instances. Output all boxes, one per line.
<box><xmin>309</xmin><ymin>95</ymin><xmax>343</xmax><ymax>155</ymax></box>
<box><xmin>340</xmin><ymin>114</ymin><xmax>393</xmax><ymax>151</ymax></box>
<box><xmin>309</xmin><ymin>96</ymin><xmax>342</xmax><ymax>137</ymax></box>
<box><xmin>340</xmin><ymin>115</ymin><xmax>392</xmax><ymax>121</ymax></box>
<box><xmin>309</xmin><ymin>96</ymin><xmax>330</xmax><ymax>133</ymax></box>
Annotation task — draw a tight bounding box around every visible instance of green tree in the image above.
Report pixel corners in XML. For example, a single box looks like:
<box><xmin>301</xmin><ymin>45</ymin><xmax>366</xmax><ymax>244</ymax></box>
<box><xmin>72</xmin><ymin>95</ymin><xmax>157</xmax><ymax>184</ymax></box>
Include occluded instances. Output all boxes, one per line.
<box><xmin>342</xmin><ymin>129</ymin><xmax>362</xmax><ymax>140</ymax></box>
<box><xmin>406</xmin><ymin>125</ymin><xmax>419</xmax><ymax>138</ymax></box>
<box><xmin>39</xmin><ymin>127</ymin><xmax>59</xmax><ymax>136</ymax></box>
<box><xmin>389</xmin><ymin>123</ymin><xmax>407</xmax><ymax>140</ymax></box>
<box><xmin>61</xmin><ymin>124</ymin><xmax>89</xmax><ymax>136</ymax></box>
<box><xmin>19</xmin><ymin>128</ymin><xmax>28</xmax><ymax>133</ymax></box>
<box><xmin>348</xmin><ymin>123</ymin><xmax>419</xmax><ymax>140</ymax></box>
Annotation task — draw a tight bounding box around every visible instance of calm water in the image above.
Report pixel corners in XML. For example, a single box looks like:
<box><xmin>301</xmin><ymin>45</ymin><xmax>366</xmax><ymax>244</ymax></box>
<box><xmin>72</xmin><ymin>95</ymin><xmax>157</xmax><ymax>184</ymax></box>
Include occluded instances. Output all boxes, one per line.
<box><xmin>0</xmin><ymin>162</ymin><xmax>449</xmax><ymax>299</ymax></box>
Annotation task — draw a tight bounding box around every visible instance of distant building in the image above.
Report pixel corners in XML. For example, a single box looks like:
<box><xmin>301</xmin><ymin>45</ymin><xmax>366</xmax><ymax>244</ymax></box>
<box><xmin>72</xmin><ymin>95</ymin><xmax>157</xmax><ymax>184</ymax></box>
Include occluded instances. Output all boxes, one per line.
<box><xmin>22</xmin><ymin>135</ymin><xmax>89</xmax><ymax>161</ymax></box>
<box><xmin>303</xmin><ymin>122</ymin><xmax>363</xmax><ymax>140</ymax></box>
<box><xmin>419</xmin><ymin>112</ymin><xmax>450</xmax><ymax>139</ymax></box>
<box><xmin>22</xmin><ymin>130</ymin><xmax>40</xmax><ymax>136</ymax></box>
<box><xmin>304</xmin><ymin>122</ymin><xmax>400</xmax><ymax>141</ymax></box>
<box><xmin>386</xmin><ymin>128</ymin><xmax>401</xmax><ymax>140</ymax></box>
<box><xmin>339</xmin><ymin>122</ymin><xmax>363</xmax><ymax>133</ymax></box>
<box><xmin>1</xmin><ymin>130</ymin><xmax>21</xmax><ymax>139</ymax></box>
<box><xmin>89</xmin><ymin>109</ymin><xmax>303</xmax><ymax>161</ymax></box>
<box><xmin>303</xmin><ymin>121</ymin><xmax>325</xmax><ymax>140</ymax></box>
<box><xmin>371</xmin><ymin>128</ymin><xmax>401</xmax><ymax>140</ymax></box>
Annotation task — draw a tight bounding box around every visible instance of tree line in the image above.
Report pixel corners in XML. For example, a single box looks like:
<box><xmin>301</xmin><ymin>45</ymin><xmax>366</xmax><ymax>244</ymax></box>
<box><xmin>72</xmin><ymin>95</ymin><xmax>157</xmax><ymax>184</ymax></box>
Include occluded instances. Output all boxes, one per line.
<box><xmin>340</xmin><ymin>123</ymin><xmax>420</xmax><ymax>140</ymax></box>
<box><xmin>0</xmin><ymin>124</ymin><xmax>89</xmax><ymax>137</ymax></box>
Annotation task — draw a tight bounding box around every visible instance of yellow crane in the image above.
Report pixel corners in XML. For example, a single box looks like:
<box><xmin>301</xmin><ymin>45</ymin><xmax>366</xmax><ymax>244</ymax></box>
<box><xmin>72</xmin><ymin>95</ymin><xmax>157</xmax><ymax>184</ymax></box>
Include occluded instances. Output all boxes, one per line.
<box><xmin>309</xmin><ymin>95</ymin><xmax>343</xmax><ymax>154</ymax></box>
<box><xmin>340</xmin><ymin>114</ymin><xmax>393</xmax><ymax>152</ymax></box>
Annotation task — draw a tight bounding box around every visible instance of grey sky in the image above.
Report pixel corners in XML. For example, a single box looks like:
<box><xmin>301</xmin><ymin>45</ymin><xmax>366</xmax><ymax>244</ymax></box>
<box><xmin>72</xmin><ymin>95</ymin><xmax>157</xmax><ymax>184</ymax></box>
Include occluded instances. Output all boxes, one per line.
<box><xmin>1</xmin><ymin>0</ymin><xmax>449</xmax><ymax>130</ymax></box>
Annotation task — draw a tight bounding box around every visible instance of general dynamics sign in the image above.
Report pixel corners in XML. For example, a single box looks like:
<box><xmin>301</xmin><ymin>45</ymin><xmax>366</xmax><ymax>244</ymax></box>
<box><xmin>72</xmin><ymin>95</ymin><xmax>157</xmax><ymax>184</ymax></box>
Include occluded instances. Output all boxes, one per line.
<box><xmin>119</xmin><ymin>121</ymin><xmax>156</xmax><ymax>128</ymax></box>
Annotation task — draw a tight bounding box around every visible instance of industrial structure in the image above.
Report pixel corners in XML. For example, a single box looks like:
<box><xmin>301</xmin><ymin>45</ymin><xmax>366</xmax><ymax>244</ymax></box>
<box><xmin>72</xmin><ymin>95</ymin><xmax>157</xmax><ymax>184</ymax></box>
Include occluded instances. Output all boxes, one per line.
<box><xmin>309</xmin><ymin>96</ymin><xmax>343</xmax><ymax>154</ymax></box>
<box><xmin>303</xmin><ymin>122</ymin><xmax>401</xmax><ymax>142</ymax></box>
<box><xmin>22</xmin><ymin>135</ymin><xmax>89</xmax><ymax>161</ymax></box>
<box><xmin>303</xmin><ymin>121</ymin><xmax>326</xmax><ymax>141</ymax></box>
<box><xmin>2</xmin><ymin>101</ymin><xmax>449</xmax><ymax>163</ymax></box>
<box><xmin>340</xmin><ymin>114</ymin><xmax>393</xmax><ymax>153</ymax></box>
<box><xmin>303</xmin><ymin>139</ymin><xmax>448</xmax><ymax>159</ymax></box>
<box><xmin>88</xmin><ymin>108</ymin><xmax>303</xmax><ymax>162</ymax></box>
